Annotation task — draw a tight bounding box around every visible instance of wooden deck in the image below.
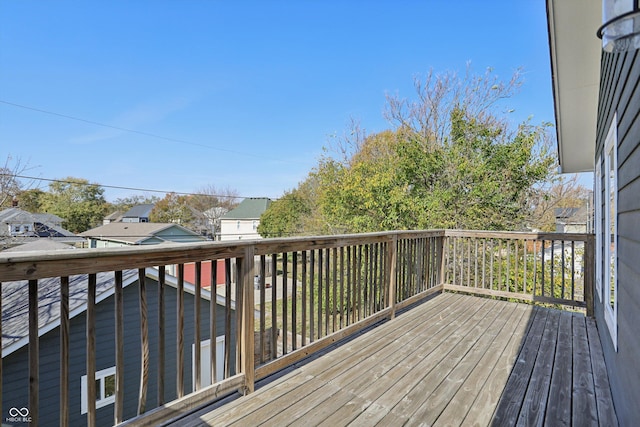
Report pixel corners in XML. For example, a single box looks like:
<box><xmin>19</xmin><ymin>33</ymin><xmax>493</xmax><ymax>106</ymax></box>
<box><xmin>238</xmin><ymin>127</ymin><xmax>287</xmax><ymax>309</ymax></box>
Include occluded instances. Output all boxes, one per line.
<box><xmin>163</xmin><ymin>293</ymin><xmax>617</xmax><ymax>427</ymax></box>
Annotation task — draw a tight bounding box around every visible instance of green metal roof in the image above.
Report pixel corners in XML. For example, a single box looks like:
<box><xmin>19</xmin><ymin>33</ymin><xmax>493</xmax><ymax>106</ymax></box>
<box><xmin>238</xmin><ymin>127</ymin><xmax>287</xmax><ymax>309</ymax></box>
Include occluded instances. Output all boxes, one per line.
<box><xmin>221</xmin><ymin>198</ymin><xmax>272</xmax><ymax>220</ymax></box>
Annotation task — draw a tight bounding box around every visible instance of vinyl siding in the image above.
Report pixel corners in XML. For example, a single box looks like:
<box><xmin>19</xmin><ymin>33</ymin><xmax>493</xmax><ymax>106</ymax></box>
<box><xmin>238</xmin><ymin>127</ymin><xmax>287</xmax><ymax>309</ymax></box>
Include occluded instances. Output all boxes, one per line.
<box><xmin>2</xmin><ymin>278</ymin><xmax>235</xmax><ymax>427</ymax></box>
<box><xmin>595</xmin><ymin>48</ymin><xmax>640</xmax><ymax>424</ymax></box>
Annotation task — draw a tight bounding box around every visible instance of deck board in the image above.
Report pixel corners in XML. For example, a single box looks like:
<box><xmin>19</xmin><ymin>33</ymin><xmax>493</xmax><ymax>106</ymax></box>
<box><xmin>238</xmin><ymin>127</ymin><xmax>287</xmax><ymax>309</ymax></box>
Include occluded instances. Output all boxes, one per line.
<box><xmin>166</xmin><ymin>293</ymin><xmax>617</xmax><ymax>427</ymax></box>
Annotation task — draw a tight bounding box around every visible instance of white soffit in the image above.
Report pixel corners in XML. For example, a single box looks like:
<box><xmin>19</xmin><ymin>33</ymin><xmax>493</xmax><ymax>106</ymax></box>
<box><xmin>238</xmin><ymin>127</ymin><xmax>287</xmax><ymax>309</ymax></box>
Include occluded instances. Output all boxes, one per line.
<box><xmin>547</xmin><ymin>0</ymin><xmax>601</xmax><ymax>173</ymax></box>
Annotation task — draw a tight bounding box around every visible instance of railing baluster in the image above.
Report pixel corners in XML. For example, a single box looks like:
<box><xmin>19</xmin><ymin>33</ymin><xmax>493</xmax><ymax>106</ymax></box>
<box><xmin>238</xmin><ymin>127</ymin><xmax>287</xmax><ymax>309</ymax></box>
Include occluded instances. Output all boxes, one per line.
<box><xmin>301</xmin><ymin>251</ymin><xmax>307</xmax><ymax>346</ymax></box>
<box><xmin>316</xmin><ymin>249</ymin><xmax>322</xmax><ymax>338</ymax></box>
<box><xmin>225</xmin><ymin>258</ymin><xmax>233</xmax><ymax>378</ymax></box>
<box><xmin>292</xmin><ymin>251</ymin><xmax>298</xmax><ymax>351</ymax></box>
<box><xmin>324</xmin><ymin>248</ymin><xmax>330</xmax><ymax>335</ymax></box>
<box><xmin>339</xmin><ymin>247</ymin><xmax>345</xmax><ymax>329</ymax></box>
<box><xmin>309</xmin><ymin>250</ymin><xmax>315</xmax><ymax>342</ymax></box>
<box><xmin>551</xmin><ymin>240</ymin><xmax>555</xmax><ymax>298</ymax></box>
<box><xmin>541</xmin><ymin>240</ymin><xmax>546</xmax><ymax>297</ymax></box>
<box><xmin>177</xmin><ymin>264</ymin><xmax>185</xmax><ymax>398</ymax></box>
<box><xmin>561</xmin><ymin>240</ymin><xmax>566</xmax><ymax>300</ymax></box>
<box><xmin>270</xmin><ymin>254</ymin><xmax>277</xmax><ymax>357</ymax></box>
<box><xmin>282</xmin><ymin>252</ymin><xmax>288</xmax><ymax>355</ymax></box>
<box><xmin>60</xmin><ymin>276</ymin><xmax>69</xmax><ymax>427</ymax></box>
<box><xmin>347</xmin><ymin>246</ymin><xmax>354</xmax><ymax>324</ymax></box>
<box><xmin>259</xmin><ymin>255</ymin><xmax>266</xmax><ymax>364</ymax></box>
<box><xmin>571</xmin><ymin>241</ymin><xmax>576</xmax><ymax>302</ymax></box>
<box><xmin>332</xmin><ymin>248</ymin><xmax>337</xmax><ymax>333</ymax></box>
<box><xmin>158</xmin><ymin>266</ymin><xmax>165</xmax><ymax>405</ymax></box>
<box><xmin>114</xmin><ymin>271</ymin><xmax>124</xmax><ymax>423</ymax></box>
<box><xmin>194</xmin><ymin>262</ymin><xmax>202</xmax><ymax>391</ymax></box>
<box><xmin>523</xmin><ymin>241</ymin><xmax>528</xmax><ymax>295</ymax></box>
<box><xmin>210</xmin><ymin>261</ymin><xmax>217</xmax><ymax>381</ymax></box>
<box><xmin>86</xmin><ymin>274</ymin><xmax>96</xmax><ymax>427</ymax></box>
<box><xmin>138</xmin><ymin>268</ymin><xmax>149</xmax><ymax>415</ymax></box>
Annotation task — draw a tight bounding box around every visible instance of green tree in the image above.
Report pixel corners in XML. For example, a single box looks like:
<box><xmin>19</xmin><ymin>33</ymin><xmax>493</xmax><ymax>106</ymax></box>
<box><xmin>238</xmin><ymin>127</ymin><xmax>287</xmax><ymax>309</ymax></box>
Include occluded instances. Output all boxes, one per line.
<box><xmin>261</xmin><ymin>66</ymin><xmax>557</xmax><ymax>235</ymax></box>
<box><xmin>16</xmin><ymin>188</ymin><xmax>46</xmax><ymax>213</ymax></box>
<box><xmin>150</xmin><ymin>193</ymin><xmax>195</xmax><ymax>225</ymax></box>
<box><xmin>258</xmin><ymin>190</ymin><xmax>311</xmax><ymax>237</ymax></box>
<box><xmin>40</xmin><ymin>177</ymin><xmax>107</xmax><ymax>233</ymax></box>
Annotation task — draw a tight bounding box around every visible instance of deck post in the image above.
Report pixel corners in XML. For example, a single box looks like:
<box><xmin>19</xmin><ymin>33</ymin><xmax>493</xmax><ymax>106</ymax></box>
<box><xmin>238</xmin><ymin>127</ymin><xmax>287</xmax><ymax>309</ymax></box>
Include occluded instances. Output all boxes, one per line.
<box><xmin>438</xmin><ymin>233</ymin><xmax>447</xmax><ymax>286</ymax></box>
<box><xmin>584</xmin><ymin>234</ymin><xmax>595</xmax><ymax>317</ymax></box>
<box><xmin>387</xmin><ymin>235</ymin><xmax>398</xmax><ymax>319</ymax></box>
<box><xmin>240</xmin><ymin>246</ymin><xmax>256</xmax><ymax>394</ymax></box>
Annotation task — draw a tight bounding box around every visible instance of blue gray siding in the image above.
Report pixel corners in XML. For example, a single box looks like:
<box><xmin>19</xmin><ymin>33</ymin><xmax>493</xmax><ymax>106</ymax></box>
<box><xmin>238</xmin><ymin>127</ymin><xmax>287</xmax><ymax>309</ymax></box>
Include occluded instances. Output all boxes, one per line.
<box><xmin>595</xmin><ymin>48</ymin><xmax>640</xmax><ymax>423</ymax></box>
<box><xmin>2</xmin><ymin>279</ymin><xmax>235</xmax><ymax>426</ymax></box>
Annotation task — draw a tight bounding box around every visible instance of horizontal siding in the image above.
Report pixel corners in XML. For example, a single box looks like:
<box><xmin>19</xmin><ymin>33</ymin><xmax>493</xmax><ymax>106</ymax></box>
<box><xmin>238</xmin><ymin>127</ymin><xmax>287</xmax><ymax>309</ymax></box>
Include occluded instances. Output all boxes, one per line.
<box><xmin>596</xmin><ymin>47</ymin><xmax>640</xmax><ymax>424</ymax></box>
<box><xmin>2</xmin><ymin>277</ymin><xmax>235</xmax><ymax>427</ymax></box>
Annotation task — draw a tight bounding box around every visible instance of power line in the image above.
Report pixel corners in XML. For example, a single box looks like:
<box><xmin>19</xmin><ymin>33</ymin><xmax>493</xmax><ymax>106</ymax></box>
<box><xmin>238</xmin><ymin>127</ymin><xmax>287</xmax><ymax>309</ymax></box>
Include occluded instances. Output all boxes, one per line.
<box><xmin>5</xmin><ymin>173</ymin><xmax>277</xmax><ymax>200</ymax></box>
<box><xmin>0</xmin><ymin>99</ymin><xmax>286</xmax><ymax>161</ymax></box>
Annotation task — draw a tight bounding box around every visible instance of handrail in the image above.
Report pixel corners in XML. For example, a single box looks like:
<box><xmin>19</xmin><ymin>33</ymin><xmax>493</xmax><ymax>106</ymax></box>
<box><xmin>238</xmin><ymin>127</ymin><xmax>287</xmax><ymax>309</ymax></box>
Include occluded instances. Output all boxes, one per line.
<box><xmin>0</xmin><ymin>229</ymin><xmax>593</xmax><ymax>426</ymax></box>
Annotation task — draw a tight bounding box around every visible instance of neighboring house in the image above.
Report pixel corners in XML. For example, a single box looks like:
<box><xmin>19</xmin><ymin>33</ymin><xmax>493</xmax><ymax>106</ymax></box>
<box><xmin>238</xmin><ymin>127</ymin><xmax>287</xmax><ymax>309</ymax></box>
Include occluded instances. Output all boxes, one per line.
<box><xmin>203</xmin><ymin>206</ymin><xmax>229</xmax><ymax>240</ymax></box>
<box><xmin>0</xmin><ymin>207</ymin><xmax>84</xmax><ymax>248</ymax></box>
<box><xmin>2</xmin><ymin>239</ymin><xmax>76</xmax><ymax>253</ymax></box>
<box><xmin>554</xmin><ymin>207</ymin><xmax>589</xmax><ymax>233</ymax></box>
<box><xmin>547</xmin><ymin>0</ymin><xmax>640</xmax><ymax>422</ymax></box>
<box><xmin>219</xmin><ymin>198</ymin><xmax>271</xmax><ymax>241</ymax></box>
<box><xmin>102</xmin><ymin>211</ymin><xmax>123</xmax><ymax>225</ymax></box>
<box><xmin>80</xmin><ymin>222</ymin><xmax>207</xmax><ymax>248</ymax></box>
<box><xmin>121</xmin><ymin>204</ymin><xmax>154</xmax><ymax>223</ymax></box>
<box><xmin>1</xmin><ymin>268</ymin><xmax>236</xmax><ymax>427</ymax></box>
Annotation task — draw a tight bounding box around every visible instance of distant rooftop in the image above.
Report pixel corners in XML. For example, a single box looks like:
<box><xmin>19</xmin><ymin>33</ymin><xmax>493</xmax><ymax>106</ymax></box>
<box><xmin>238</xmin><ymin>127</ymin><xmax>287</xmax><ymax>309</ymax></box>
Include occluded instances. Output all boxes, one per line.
<box><xmin>221</xmin><ymin>198</ymin><xmax>272</xmax><ymax>220</ymax></box>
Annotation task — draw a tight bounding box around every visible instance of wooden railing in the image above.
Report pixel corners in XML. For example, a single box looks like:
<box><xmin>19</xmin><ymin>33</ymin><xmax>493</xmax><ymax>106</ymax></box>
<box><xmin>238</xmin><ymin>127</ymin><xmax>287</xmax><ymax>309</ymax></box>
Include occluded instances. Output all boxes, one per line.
<box><xmin>0</xmin><ymin>230</ymin><xmax>592</xmax><ymax>426</ymax></box>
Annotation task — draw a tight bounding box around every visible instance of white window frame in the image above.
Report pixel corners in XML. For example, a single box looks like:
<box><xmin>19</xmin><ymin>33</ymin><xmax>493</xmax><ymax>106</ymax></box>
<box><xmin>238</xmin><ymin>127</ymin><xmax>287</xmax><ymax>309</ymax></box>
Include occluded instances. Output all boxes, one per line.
<box><xmin>81</xmin><ymin>366</ymin><xmax>116</xmax><ymax>414</ymax></box>
<box><xmin>192</xmin><ymin>336</ymin><xmax>226</xmax><ymax>391</ymax></box>
<box><xmin>595</xmin><ymin>160</ymin><xmax>603</xmax><ymax>302</ymax></box>
<box><xmin>603</xmin><ymin>114</ymin><xmax>618</xmax><ymax>350</ymax></box>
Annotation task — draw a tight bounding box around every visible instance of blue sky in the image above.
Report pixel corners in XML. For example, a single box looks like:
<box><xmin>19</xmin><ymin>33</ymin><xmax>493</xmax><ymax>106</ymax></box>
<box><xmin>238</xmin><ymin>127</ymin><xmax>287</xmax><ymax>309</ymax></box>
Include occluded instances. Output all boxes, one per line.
<box><xmin>1</xmin><ymin>1</ymin><xmax>558</xmax><ymax>202</ymax></box>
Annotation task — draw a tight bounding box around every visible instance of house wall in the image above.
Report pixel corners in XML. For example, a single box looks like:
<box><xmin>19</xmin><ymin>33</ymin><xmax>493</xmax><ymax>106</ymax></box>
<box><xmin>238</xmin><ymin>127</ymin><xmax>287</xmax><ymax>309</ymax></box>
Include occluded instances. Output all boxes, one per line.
<box><xmin>595</xmin><ymin>48</ymin><xmax>640</xmax><ymax>423</ymax></box>
<box><xmin>2</xmin><ymin>278</ymin><xmax>236</xmax><ymax>427</ymax></box>
<box><xmin>220</xmin><ymin>219</ymin><xmax>260</xmax><ymax>241</ymax></box>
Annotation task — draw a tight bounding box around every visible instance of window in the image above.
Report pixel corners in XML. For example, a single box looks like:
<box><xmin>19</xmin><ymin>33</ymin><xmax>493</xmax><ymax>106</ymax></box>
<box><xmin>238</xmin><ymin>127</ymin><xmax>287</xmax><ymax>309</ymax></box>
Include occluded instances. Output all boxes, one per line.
<box><xmin>81</xmin><ymin>366</ymin><xmax>116</xmax><ymax>414</ymax></box>
<box><xmin>192</xmin><ymin>336</ymin><xmax>225</xmax><ymax>391</ymax></box>
<box><xmin>602</xmin><ymin>114</ymin><xmax>618</xmax><ymax>349</ymax></box>
<box><xmin>595</xmin><ymin>162</ymin><xmax>603</xmax><ymax>301</ymax></box>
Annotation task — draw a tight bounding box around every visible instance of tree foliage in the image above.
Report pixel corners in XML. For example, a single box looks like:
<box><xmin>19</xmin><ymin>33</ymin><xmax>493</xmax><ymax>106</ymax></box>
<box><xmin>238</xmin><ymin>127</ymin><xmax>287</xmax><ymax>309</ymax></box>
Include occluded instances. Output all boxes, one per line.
<box><xmin>150</xmin><ymin>193</ymin><xmax>194</xmax><ymax>224</ymax></box>
<box><xmin>259</xmin><ymin>66</ymin><xmax>559</xmax><ymax>237</ymax></box>
<box><xmin>40</xmin><ymin>177</ymin><xmax>107</xmax><ymax>233</ymax></box>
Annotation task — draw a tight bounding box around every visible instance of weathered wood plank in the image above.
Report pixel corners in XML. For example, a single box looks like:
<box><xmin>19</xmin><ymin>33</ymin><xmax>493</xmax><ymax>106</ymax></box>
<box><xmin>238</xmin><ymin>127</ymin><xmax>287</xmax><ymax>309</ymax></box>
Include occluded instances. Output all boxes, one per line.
<box><xmin>356</xmin><ymin>299</ymin><xmax>499</xmax><ymax>426</ymax></box>
<box><xmin>433</xmin><ymin>304</ymin><xmax>530</xmax><ymax>426</ymax></box>
<box><xmin>294</xmin><ymin>295</ymin><xmax>488</xmax><ymax>426</ymax></box>
<box><xmin>585</xmin><ymin>317</ymin><xmax>618</xmax><ymax>426</ymax></box>
<box><xmin>572</xmin><ymin>315</ymin><xmax>598</xmax><ymax>427</ymax></box>
<box><xmin>545</xmin><ymin>310</ymin><xmax>573</xmax><ymax>426</ymax></box>
<box><xmin>167</xmin><ymin>294</ymin><xmax>615</xmax><ymax>427</ymax></box>
<box><xmin>517</xmin><ymin>309</ymin><xmax>561</xmax><ymax>426</ymax></box>
<box><xmin>490</xmin><ymin>306</ymin><xmax>549</xmax><ymax>425</ymax></box>
<box><xmin>408</xmin><ymin>301</ymin><xmax>516</xmax><ymax>425</ymax></box>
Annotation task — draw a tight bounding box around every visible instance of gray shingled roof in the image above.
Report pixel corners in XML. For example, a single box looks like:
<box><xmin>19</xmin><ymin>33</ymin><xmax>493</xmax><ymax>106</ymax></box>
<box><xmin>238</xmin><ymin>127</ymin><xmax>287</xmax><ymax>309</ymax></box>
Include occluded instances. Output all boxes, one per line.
<box><xmin>221</xmin><ymin>198</ymin><xmax>272</xmax><ymax>220</ymax></box>
<box><xmin>2</xmin><ymin>240</ymin><xmax>76</xmax><ymax>253</ymax></box>
<box><xmin>79</xmin><ymin>222</ymin><xmax>204</xmax><ymax>244</ymax></box>
<box><xmin>1</xmin><ymin>268</ymin><xmax>230</xmax><ymax>357</ymax></box>
<box><xmin>122</xmin><ymin>204</ymin><xmax>154</xmax><ymax>219</ymax></box>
